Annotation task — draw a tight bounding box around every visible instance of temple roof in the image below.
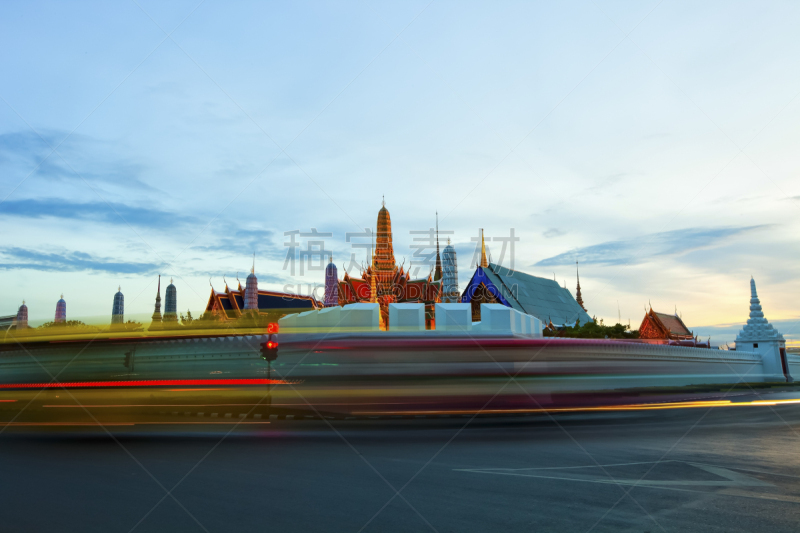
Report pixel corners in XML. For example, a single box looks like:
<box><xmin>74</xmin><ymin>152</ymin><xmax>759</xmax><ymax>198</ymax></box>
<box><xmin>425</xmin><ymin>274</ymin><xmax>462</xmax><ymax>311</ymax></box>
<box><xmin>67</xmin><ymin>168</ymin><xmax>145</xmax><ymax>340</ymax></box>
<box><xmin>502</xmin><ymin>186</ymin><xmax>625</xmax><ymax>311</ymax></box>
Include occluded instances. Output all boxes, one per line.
<box><xmin>650</xmin><ymin>311</ymin><xmax>692</xmax><ymax>337</ymax></box>
<box><xmin>736</xmin><ymin>278</ymin><xmax>784</xmax><ymax>343</ymax></box>
<box><xmin>464</xmin><ymin>263</ymin><xmax>592</xmax><ymax>325</ymax></box>
<box><xmin>206</xmin><ymin>286</ymin><xmax>317</xmax><ymax>316</ymax></box>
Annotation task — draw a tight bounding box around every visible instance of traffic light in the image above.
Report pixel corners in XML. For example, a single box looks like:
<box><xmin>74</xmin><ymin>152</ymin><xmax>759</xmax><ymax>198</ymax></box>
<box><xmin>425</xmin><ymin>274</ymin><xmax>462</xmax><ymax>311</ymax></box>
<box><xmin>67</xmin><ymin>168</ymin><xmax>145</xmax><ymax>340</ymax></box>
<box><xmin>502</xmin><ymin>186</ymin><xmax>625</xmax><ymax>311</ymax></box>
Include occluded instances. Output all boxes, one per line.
<box><xmin>123</xmin><ymin>351</ymin><xmax>132</xmax><ymax>369</ymax></box>
<box><xmin>261</xmin><ymin>334</ymin><xmax>279</xmax><ymax>362</ymax></box>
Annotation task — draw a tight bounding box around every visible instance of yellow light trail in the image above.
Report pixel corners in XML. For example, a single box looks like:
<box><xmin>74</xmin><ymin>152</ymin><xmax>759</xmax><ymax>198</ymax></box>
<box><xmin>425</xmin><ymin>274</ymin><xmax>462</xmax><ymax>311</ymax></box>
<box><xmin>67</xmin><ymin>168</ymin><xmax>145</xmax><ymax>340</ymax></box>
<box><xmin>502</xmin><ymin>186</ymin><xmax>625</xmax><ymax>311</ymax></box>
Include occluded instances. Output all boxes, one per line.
<box><xmin>352</xmin><ymin>398</ymin><xmax>800</xmax><ymax>416</ymax></box>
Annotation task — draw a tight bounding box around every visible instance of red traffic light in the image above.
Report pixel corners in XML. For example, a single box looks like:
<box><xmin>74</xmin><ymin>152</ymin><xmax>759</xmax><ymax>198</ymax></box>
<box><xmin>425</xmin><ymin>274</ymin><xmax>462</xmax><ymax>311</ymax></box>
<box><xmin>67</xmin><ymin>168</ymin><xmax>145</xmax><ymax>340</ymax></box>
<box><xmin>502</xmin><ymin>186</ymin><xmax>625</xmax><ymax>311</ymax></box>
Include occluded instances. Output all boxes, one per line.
<box><xmin>266</xmin><ymin>341</ymin><xmax>278</xmax><ymax>350</ymax></box>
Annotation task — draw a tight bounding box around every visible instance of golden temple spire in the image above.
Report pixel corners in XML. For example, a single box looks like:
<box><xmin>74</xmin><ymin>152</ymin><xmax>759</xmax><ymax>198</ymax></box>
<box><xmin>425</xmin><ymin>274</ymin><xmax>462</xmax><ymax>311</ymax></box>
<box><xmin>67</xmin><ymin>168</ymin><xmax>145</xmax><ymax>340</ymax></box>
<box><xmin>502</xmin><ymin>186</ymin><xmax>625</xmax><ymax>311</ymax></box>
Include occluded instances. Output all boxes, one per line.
<box><xmin>369</xmin><ymin>248</ymin><xmax>378</xmax><ymax>304</ymax></box>
<box><xmin>151</xmin><ymin>274</ymin><xmax>162</xmax><ymax>323</ymax></box>
<box><xmin>434</xmin><ymin>211</ymin><xmax>442</xmax><ymax>281</ymax></box>
<box><xmin>479</xmin><ymin>229</ymin><xmax>488</xmax><ymax>268</ymax></box>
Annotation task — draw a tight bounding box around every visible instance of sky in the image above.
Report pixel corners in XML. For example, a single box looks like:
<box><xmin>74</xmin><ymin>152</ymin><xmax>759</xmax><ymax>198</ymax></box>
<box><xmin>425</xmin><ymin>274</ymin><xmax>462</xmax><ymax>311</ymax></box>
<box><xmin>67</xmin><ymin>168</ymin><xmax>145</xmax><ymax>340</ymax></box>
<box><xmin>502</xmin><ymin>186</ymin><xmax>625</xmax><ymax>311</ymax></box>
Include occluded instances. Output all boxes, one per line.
<box><xmin>1</xmin><ymin>0</ymin><xmax>799</xmax><ymax>343</ymax></box>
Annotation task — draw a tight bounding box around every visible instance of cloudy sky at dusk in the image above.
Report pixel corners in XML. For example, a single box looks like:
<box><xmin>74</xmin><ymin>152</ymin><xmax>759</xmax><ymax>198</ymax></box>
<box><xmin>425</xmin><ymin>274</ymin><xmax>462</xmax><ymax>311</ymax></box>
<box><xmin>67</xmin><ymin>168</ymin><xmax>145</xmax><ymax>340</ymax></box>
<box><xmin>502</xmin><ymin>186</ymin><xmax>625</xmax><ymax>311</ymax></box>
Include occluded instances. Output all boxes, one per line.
<box><xmin>1</xmin><ymin>1</ymin><xmax>799</xmax><ymax>342</ymax></box>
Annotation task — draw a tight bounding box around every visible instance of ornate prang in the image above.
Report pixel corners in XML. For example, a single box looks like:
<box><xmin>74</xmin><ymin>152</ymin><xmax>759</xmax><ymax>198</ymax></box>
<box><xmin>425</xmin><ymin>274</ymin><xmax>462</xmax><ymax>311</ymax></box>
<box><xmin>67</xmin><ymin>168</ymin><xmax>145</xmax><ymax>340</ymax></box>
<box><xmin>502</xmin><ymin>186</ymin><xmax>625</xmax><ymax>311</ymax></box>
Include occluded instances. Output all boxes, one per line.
<box><xmin>442</xmin><ymin>237</ymin><xmax>459</xmax><ymax>302</ymax></box>
<box><xmin>112</xmin><ymin>287</ymin><xmax>124</xmax><ymax>324</ymax></box>
<box><xmin>164</xmin><ymin>278</ymin><xmax>178</xmax><ymax>322</ymax></box>
<box><xmin>243</xmin><ymin>255</ymin><xmax>259</xmax><ymax>311</ymax></box>
<box><xmin>324</xmin><ymin>253</ymin><xmax>339</xmax><ymax>307</ymax></box>
<box><xmin>16</xmin><ymin>301</ymin><xmax>28</xmax><ymax>329</ymax></box>
<box><xmin>55</xmin><ymin>294</ymin><xmax>66</xmax><ymax>323</ymax></box>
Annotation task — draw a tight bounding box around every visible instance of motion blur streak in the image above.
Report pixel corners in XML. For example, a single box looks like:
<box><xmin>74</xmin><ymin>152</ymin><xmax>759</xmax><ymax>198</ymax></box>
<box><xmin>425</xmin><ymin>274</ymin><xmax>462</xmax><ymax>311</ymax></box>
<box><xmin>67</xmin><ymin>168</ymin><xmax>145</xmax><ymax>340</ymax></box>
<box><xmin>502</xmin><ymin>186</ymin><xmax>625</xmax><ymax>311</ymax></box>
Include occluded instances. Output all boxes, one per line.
<box><xmin>352</xmin><ymin>398</ymin><xmax>800</xmax><ymax>416</ymax></box>
<box><xmin>0</xmin><ymin>378</ymin><xmax>292</xmax><ymax>389</ymax></box>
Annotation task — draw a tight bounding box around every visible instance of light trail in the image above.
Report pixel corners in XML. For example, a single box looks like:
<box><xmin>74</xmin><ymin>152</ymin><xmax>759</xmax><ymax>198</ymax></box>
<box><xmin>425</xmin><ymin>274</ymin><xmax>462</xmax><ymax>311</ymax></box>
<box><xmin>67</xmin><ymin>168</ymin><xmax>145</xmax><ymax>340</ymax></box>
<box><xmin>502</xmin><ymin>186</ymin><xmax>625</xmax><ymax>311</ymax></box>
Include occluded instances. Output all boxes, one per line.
<box><xmin>0</xmin><ymin>378</ymin><xmax>295</xmax><ymax>389</ymax></box>
<box><xmin>351</xmin><ymin>398</ymin><xmax>800</xmax><ymax>416</ymax></box>
<box><xmin>0</xmin><ymin>422</ymin><xmax>271</xmax><ymax>427</ymax></box>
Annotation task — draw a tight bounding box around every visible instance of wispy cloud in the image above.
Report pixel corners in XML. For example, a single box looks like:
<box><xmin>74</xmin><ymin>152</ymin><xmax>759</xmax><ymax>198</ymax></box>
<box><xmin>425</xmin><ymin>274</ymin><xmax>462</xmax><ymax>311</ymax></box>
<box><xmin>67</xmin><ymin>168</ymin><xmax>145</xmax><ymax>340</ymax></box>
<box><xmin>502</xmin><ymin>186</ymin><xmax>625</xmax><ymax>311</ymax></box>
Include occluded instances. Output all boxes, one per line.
<box><xmin>0</xmin><ymin>247</ymin><xmax>160</xmax><ymax>274</ymax></box>
<box><xmin>191</xmin><ymin>227</ymin><xmax>282</xmax><ymax>258</ymax></box>
<box><xmin>0</xmin><ymin>130</ymin><xmax>150</xmax><ymax>188</ymax></box>
<box><xmin>542</xmin><ymin>228</ymin><xmax>566</xmax><ymax>239</ymax></box>
<box><xmin>0</xmin><ymin>198</ymin><xmax>195</xmax><ymax>228</ymax></box>
<box><xmin>535</xmin><ymin>225</ymin><xmax>771</xmax><ymax>267</ymax></box>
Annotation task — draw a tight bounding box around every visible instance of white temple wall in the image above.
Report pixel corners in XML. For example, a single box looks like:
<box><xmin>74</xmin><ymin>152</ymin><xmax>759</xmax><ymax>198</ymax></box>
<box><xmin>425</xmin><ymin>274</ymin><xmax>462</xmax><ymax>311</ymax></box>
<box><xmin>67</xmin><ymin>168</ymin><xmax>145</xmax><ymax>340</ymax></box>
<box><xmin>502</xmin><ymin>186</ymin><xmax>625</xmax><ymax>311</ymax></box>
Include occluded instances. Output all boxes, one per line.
<box><xmin>0</xmin><ymin>333</ymin><xmax>783</xmax><ymax>391</ymax></box>
<box><xmin>389</xmin><ymin>303</ymin><xmax>426</xmax><ymax>332</ymax></box>
<box><xmin>788</xmin><ymin>354</ymin><xmax>800</xmax><ymax>376</ymax></box>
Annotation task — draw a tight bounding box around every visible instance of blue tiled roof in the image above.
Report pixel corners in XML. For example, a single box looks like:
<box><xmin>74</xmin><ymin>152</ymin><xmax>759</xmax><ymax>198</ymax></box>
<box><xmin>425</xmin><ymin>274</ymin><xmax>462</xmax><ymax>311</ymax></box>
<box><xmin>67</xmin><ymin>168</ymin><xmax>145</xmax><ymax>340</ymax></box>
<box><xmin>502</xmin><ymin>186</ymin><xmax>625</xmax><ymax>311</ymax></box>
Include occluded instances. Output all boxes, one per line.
<box><xmin>257</xmin><ymin>293</ymin><xmax>315</xmax><ymax>310</ymax></box>
<box><xmin>462</xmin><ymin>263</ymin><xmax>592</xmax><ymax>325</ymax></box>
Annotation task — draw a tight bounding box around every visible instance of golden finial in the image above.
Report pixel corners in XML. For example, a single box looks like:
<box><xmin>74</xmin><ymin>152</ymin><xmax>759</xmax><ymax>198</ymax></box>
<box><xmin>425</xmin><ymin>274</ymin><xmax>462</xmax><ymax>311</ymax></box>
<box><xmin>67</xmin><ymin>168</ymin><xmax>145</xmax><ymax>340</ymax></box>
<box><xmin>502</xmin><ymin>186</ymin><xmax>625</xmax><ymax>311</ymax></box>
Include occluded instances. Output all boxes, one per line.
<box><xmin>479</xmin><ymin>229</ymin><xmax>488</xmax><ymax>268</ymax></box>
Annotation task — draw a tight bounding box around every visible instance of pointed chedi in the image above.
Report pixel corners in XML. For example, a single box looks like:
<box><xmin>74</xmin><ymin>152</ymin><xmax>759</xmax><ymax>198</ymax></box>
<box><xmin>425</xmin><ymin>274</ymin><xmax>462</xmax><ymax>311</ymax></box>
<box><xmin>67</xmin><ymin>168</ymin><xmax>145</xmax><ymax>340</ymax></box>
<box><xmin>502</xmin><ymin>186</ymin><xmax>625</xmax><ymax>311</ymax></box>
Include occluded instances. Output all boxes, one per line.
<box><xmin>164</xmin><ymin>279</ymin><xmax>177</xmax><ymax>322</ymax></box>
<box><xmin>442</xmin><ymin>237</ymin><xmax>459</xmax><ymax>303</ymax></box>
<box><xmin>55</xmin><ymin>294</ymin><xmax>66</xmax><ymax>323</ymax></box>
<box><xmin>736</xmin><ymin>277</ymin><xmax>784</xmax><ymax>343</ymax></box>
<box><xmin>324</xmin><ymin>254</ymin><xmax>339</xmax><ymax>307</ymax></box>
<box><xmin>244</xmin><ymin>255</ymin><xmax>259</xmax><ymax>311</ymax></box>
<box><xmin>151</xmin><ymin>275</ymin><xmax>163</xmax><ymax>326</ymax></box>
<box><xmin>112</xmin><ymin>287</ymin><xmax>124</xmax><ymax>325</ymax></box>
<box><xmin>16</xmin><ymin>301</ymin><xmax>28</xmax><ymax>330</ymax></box>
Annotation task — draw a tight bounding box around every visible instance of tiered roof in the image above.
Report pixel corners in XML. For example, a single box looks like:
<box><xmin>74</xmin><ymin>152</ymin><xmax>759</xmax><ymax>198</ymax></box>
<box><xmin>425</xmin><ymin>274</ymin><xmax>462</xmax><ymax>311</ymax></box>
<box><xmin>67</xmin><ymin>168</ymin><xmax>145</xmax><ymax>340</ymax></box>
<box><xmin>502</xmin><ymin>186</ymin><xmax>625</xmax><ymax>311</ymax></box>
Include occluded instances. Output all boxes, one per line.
<box><xmin>206</xmin><ymin>283</ymin><xmax>317</xmax><ymax>319</ymax></box>
<box><xmin>638</xmin><ymin>309</ymin><xmax>693</xmax><ymax>340</ymax></box>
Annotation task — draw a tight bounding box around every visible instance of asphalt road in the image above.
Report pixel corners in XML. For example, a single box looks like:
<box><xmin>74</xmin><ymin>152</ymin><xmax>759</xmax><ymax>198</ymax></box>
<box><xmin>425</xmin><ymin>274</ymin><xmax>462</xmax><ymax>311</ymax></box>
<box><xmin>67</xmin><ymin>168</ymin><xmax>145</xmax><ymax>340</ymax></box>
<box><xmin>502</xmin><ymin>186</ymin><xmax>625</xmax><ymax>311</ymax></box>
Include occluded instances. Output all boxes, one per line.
<box><xmin>2</xmin><ymin>391</ymin><xmax>800</xmax><ymax>532</ymax></box>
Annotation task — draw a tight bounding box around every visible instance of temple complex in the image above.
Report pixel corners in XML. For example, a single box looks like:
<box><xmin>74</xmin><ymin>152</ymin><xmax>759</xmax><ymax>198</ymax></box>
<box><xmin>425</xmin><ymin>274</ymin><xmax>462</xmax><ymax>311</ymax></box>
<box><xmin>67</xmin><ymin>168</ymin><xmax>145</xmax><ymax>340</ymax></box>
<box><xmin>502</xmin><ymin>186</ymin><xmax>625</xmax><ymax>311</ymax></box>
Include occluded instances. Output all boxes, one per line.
<box><xmin>336</xmin><ymin>202</ymin><xmax>443</xmax><ymax>327</ymax></box>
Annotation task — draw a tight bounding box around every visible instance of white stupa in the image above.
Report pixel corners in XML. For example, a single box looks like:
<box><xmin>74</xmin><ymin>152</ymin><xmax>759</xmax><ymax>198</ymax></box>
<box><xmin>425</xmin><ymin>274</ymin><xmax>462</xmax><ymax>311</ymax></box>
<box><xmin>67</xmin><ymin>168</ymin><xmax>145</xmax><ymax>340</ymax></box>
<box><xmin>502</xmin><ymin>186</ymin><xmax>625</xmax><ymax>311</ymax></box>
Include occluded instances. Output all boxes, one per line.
<box><xmin>736</xmin><ymin>277</ymin><xmax>784</xmax><ymax>344</ymax></box>
<box><xmin>735</xmin><ymin>277</ymin><xmax>790</xmax><ymax>382</ymax></box>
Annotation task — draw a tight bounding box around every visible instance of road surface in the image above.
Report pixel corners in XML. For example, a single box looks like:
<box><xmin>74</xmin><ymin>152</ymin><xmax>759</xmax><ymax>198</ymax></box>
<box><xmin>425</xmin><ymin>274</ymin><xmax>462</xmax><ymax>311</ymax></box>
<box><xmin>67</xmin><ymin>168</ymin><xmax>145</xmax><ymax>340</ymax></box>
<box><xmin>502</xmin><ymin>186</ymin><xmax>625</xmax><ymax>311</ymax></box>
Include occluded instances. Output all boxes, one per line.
<box><xmin>2</xmin><ymin>390</ymin><xmax>800</xmax><ymax>532</ymax></box>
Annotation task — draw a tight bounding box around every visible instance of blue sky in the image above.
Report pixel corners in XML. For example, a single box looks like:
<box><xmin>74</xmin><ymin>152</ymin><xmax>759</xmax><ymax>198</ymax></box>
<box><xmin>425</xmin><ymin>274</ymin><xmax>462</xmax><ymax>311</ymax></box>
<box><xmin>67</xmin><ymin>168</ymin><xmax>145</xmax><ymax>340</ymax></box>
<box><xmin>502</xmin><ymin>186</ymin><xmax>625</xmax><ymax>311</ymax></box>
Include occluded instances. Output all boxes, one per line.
<box><xmin>1</xmin><ymin>0</ymin><xmax>799</xmax><ymax>342</ymax></box>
